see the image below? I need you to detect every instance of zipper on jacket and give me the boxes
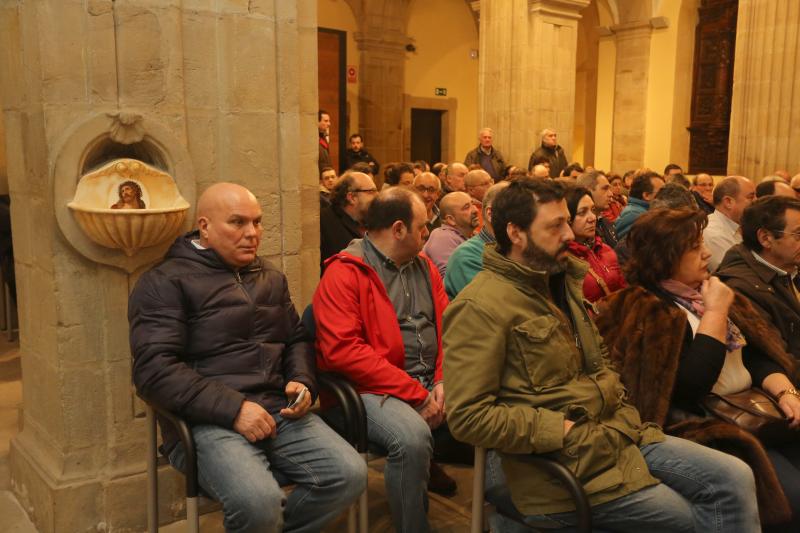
[234,270,242,283]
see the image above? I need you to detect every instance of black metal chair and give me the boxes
[471,446,592,533]
[143,371,363,533]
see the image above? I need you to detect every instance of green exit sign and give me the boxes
[435,88,447,96]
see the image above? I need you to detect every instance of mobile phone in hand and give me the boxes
[286,387,308,409]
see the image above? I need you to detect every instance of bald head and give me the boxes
[792,174,800,198]
[464,169,493,202]
[440,191,479,236]
[197,183,262,269]
[532,164,550,179]
[445,163,468,192]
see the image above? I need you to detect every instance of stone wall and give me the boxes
[0,0,319,531]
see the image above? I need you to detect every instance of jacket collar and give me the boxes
[628,197,650,209]
[567,236,602,257]
[481,245,587,298]
[166,231,261,272]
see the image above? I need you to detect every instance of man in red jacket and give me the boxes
[314,187,467,533]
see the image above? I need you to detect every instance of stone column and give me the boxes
[609,21,653,173]
[477,0,590,168]
[353,0,412,166]
[0,0,319,531]
[355,31,408,167]
[728,0,800,178]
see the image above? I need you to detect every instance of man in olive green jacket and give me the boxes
[443,180,760,532]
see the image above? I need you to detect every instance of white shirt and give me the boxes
[680,306,751,395]
[704,210,741,271]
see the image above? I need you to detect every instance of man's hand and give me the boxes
[417,393,444,429]
[234,400,277,442]
[280,380,312,419]
[432,383,446,417]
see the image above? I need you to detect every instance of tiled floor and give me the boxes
[0,338,478,531]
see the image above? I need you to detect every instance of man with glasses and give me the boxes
[717,196,800,360]
[691,173,715,214]
[320,171,378,272]
[414,172,442,234]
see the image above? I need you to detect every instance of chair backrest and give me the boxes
[301,304,316,341]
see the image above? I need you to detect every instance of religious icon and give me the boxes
[111,180,146,209]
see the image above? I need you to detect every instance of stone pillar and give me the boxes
[355,31,408,166]
[728,0,800,178]
[477,0,590,168]
[0,0,319,531]
[354,0,411,166]
[609,21,653,173]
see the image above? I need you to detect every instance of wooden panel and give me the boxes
[688,0,739,175]
[317,29,344,172]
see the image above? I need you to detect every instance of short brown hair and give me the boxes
[625,208,708,291]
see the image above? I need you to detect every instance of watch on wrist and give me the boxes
[776,387,800,401]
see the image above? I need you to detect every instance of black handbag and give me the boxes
[701,388,796,445]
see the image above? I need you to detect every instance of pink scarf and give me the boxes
[659,279,745,352]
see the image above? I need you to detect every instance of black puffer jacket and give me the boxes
[130,232,316,452]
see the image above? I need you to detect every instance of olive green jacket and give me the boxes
[442,246,664,515]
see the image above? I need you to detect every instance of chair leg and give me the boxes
[186,496,199,533]
[146,405,158,533]
[347,504,357,533]
[471,447,487,533]
[358,452,369,533]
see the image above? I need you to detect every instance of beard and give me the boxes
[522,239,569,274]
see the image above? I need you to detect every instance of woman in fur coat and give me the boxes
[596,208,800,530]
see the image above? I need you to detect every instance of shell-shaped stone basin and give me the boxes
[67,158,190,256]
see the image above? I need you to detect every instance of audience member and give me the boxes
[531,164,550,179]
[791,173,800,198]
[319,172,378,271]
[318,109,331,172]
[442,162,468,194]
[667,173,691,189]
[442,179,759,532]
[432,162,447,183]
[464,127,507,182]
[319,166,336,208]
[413,160,430,175]
[704,176,755,270]
[615,170,665,239]
[565,186,625,303]
[615,182,699,268]
[385,162,415,188]
[527,128,568,177]
[576,170,618,247]
[604,174,628,222]
[756,179,795,198]
[414,172,443,234]
[716,196,800,361]
[774,170,792,183]
[423,192,478,278]
[130,183,366,532]
[691,173,716,214]
[664,163,683,178]
[344,133,379,175]
[597,207,800,529]
[561,162,584,180]
[464,168,493,230]
[622,169,635,194]
[444,182,508,299]
[314,187,471,531]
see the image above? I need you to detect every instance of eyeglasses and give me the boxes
[775,230,800,241]
[415,186,439,194]
[350,189,378,194]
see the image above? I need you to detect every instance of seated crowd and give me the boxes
[129,123,800,532]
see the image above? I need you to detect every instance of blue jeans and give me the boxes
[168,413,366,533]
[361,393,434,533]
[489,436,760,532]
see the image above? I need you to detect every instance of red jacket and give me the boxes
[567,236,626,303]
[313,248,449,407]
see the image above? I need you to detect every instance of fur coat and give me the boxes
[596,286,797,525]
